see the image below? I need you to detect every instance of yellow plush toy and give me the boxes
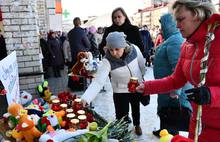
[11,128,24,141]
[16,114,42,142]
[159,129,173,142]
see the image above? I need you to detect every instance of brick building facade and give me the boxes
[0,0,48,93]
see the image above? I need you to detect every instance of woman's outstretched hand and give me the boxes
[81,99,89,108]
[136,82,145,93]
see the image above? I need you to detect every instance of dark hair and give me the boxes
[73,17,81,26]
[111,7,131,25]
[48,31,55,39]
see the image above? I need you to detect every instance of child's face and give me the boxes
[109,48,125,59]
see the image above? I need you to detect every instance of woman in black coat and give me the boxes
[47,31,64,77]
[99,7,144,58]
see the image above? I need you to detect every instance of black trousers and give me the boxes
[158,107,192,132]
[113,92,140,126]
[52,65,61,77]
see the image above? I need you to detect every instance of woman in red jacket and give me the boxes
[137,0,220,141]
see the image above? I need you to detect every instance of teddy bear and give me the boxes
[71,52,98,79]
[16,114,42,142]
[71,51,89,75]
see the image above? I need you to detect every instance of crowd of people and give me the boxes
[38,19,161,78]
[17,0,220,141]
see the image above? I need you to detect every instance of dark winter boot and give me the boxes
[135,125,142,136]
[152,129,161,137]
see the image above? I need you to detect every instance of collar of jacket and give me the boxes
[187,14,220,43]
[105,44,137,70]
[112,22,130,31]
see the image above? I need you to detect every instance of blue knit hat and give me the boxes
[106,32,127,48]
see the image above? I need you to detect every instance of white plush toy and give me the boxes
[20,91,32,107]
[84,52,98,75]
[39,129,88,142]
[29,114,40,125]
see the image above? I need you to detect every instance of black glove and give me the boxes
[185,86,211,105]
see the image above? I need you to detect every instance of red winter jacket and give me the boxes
[144,14,220,142]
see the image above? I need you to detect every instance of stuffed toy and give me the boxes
[44,110,66,128]
[29,114,40,126]
[84,52,98,76]
[20,91,32,107]
[37,116,51,132]
[159,129,193,142]
[54,110,66,127]
[39,129,88,142]
[47,114,60,130]
[38,109,65,132]
[37,81,53,102]
[31,98,50,111]
[71,52,89,75]
[26,104,44,117]
[159,129,173,142]
[71,51,98,79]
[16,114,42,142]
[5,103,23,129]
[38,116,59,133]
[11,127,24,141]
[7,103,23,117]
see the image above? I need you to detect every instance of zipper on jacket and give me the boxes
[190,42,198,86]
[124,60,133,77]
